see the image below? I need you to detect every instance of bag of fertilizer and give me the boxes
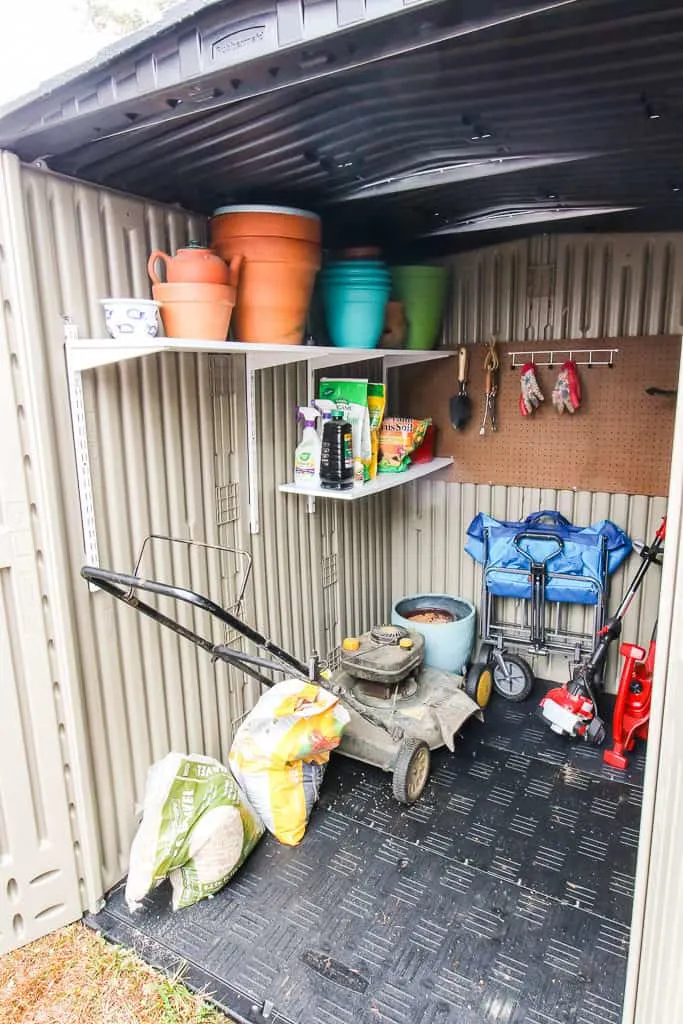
[125,752,264,912]
[229,679,350,846]
[318,378,371,486]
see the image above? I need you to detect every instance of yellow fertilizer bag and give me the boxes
[229,680,350,846]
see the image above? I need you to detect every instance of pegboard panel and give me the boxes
[401,336,680,496]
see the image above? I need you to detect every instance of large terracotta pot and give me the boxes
[152,281,237,341]
[212,214,322,345]
[231,259,319,345]
[212,204,321,245]
[215,234,321,265]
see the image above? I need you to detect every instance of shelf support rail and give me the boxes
[64,319,100,579]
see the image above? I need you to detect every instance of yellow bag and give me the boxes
[229,680,350,846]
[364,383,386,481]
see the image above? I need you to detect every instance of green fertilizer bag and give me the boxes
[125,753,264,911]
[318,377,371,485]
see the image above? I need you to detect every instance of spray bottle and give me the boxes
[313,399,336,439]
[294,406,321,488]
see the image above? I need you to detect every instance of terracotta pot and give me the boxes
[212,204,321,245]
[336,246,382,260]
[152,282,237,303]
[213,234,320,267]
[231,260,318,344]
[213,232,322,346]
[148,243,241,287]
[380,300,407,348]
[152,282,236,340]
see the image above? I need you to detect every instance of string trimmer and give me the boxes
[538,517,666,743]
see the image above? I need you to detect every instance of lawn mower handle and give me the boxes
[82,565,404,743]
[81,565,312,683]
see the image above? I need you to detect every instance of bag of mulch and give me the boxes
[125,752,264,912]
[229,679,350,846]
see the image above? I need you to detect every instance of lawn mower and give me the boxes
[82,535,489,806]
[538,517,665,744]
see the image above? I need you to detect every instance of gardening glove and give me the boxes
[519,362,544,416]
[552,360,582,414]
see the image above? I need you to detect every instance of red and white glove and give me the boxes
[552,360,582,414]
[519,362,544,416]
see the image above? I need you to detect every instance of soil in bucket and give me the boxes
[403,608,455,624]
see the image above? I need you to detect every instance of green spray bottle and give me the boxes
[294,406,321,488]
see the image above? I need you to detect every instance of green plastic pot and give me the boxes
[390,265,449,350]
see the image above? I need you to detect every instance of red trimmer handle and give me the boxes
[656,516,667,542]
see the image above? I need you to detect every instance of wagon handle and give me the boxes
[513,530,564,567]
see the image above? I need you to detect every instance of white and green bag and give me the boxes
[125,752,264,911]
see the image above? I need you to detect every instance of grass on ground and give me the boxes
[0,922,231,1024]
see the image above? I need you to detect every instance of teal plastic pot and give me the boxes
[321,274,391,288]
[391,594,476,674]
[390,265,449,350]
[321,268,390,282]
[324,260,387,270]
[322,282,390,348]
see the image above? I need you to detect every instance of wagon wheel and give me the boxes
[492,653,535,702]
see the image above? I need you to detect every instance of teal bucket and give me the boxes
[390,265,449,350]
[391,594,476,673]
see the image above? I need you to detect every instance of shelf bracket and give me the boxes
[64,321,100,582]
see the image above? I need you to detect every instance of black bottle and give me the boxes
[320,410,354,490]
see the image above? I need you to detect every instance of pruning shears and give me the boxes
[480,340,499,434]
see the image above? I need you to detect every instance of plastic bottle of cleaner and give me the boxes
[320,409,354,490]
[294,407,321,488]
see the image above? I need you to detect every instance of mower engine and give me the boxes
[340,624,425,697]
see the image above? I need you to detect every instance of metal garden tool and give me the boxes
[449,346,472,429]
[479,340,499,434]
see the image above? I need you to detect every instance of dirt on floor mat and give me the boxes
[88,690,643,1024]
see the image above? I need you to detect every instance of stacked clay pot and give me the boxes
[148,243,241,340]
[211,205,322,345]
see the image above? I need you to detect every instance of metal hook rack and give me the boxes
[510,347,618,369]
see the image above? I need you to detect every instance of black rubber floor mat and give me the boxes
[87,688,643,1024]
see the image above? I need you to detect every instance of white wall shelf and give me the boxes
[279,457,453,501]
[65,335,453,543]
[67,338,453,374]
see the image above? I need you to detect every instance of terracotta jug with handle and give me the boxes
[148,241,241,287]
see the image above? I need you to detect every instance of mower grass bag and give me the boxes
[229,679,350,846]
[125,752,264,912]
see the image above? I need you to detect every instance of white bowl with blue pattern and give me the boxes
[101,298,161,339]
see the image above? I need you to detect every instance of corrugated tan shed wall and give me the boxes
[259,363,393,671]
[252,364,326,672]
[448,233,683,344]
[15,162,251,893]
